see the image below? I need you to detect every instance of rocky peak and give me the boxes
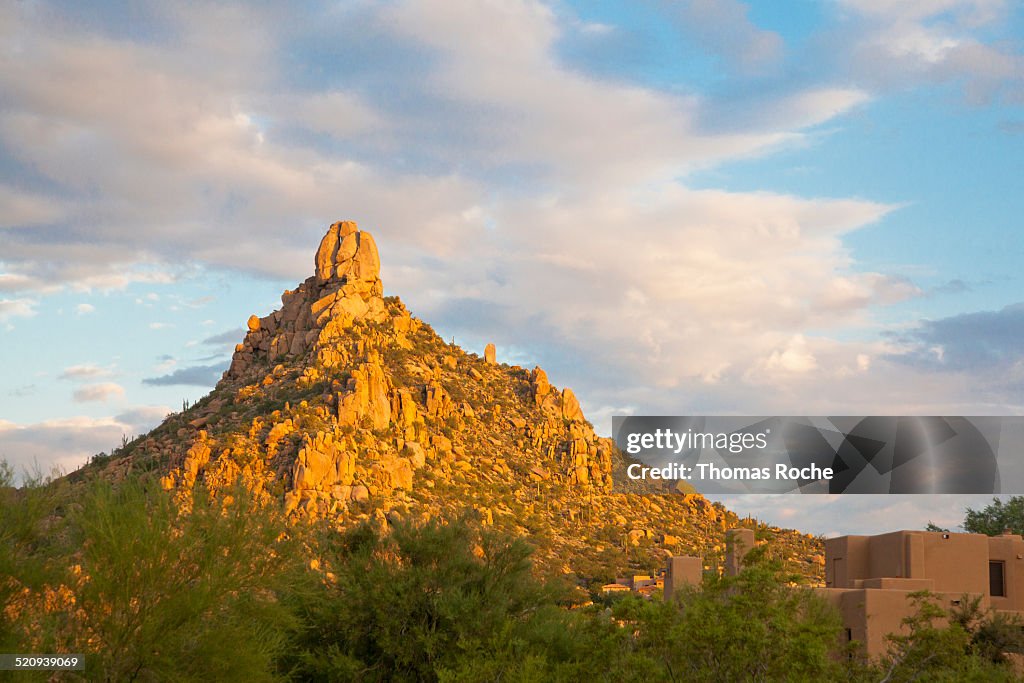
[107,219,823,586]
[226,221,388,380]
[163,218,616,513]
[315,220,381,285]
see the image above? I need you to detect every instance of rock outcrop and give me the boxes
[315,220,381,284]
[226,221,387,380]
[106,219,823,585]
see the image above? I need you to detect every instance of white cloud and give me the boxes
[75,302,95,315]
[59,363,113,381]
[114,406,172,434]
[72,382,125,403]
[0,407,170,480]
[378,0,863,186]
[397,183,902,407]
[708,493,1003,537]
[0,0,875,300]
[0,184,66,228]
[0,297,36,322]
[837,0,1024,103]
[285,91,382,139]
[668,0,785,73]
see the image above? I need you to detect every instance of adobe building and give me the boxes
[821,529,1024,658]
[663,555,702,601]
[664,527,1024,660]
[664,528,753,601]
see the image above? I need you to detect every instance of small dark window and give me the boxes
[990,561,1006,597]
[845,628,853,643]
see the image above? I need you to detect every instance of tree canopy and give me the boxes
[964,496,1024,536]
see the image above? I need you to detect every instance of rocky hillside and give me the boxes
[81,221,823,586]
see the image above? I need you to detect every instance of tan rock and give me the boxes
[311,291,338,317]
[431,433,453,454]
[247,315,261,332]
[561,388,584,421]
[392,315,412,333]
[293,431,355,490]
[182,433,212,484]
[627,529,647,546]
[393,389,418,428]
[529,465,550,481]
[284,491,300,516]
[385,456,414,490]
[337,362,392,430]
[484,343,496,364]
[314,220,381,285]
[404,441,426,469]
[424,381,451,418]
[315,223,343,283]
[531,367,551,406]
[352,231,380,282]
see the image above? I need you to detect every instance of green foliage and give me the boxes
[625,546,848,682]
[950,594,1024,664]
[286,518,569,682]
[0,473,305,682]
[880,591,1018,682]
[964,496,1024,536]
[6,461,1024,682]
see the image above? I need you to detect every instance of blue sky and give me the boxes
[2,0,1024,536]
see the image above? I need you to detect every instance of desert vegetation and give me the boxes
[2,464,1022,682]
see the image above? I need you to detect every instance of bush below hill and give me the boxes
[1,463,1020,682]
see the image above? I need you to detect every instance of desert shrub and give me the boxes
[287,518,571,681]
[0,473,305,682]
[620,546,849,682]
[879,591,1018,682]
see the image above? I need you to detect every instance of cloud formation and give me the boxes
[667,0,785,74]
[142,362,227,387]
[0,408,170,480]
[0,298,36,322]
[59,364,113,381]
[0,0,912,418]
[837,0,1024,103]
[72,382,125,403]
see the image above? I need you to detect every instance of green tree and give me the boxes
[288,518,566,681]
[0,473,304,682]
[949,594,1024,665]
[963,496,1024,536]
[621,546,853,682]
[879,591,1018,682]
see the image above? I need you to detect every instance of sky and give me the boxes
[2,0,1023,536]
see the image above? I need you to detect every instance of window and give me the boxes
[990,561,1006,597]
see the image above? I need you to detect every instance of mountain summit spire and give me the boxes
[226,220,387,379]
[314,220,381,285]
